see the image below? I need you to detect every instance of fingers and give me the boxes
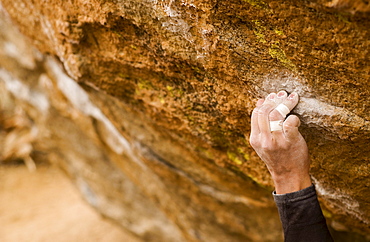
[274,90,288,106]
[250,99,263,139]
[257,93,278,139]
[250,91,301,146]
[269,91,299,121]
[250,98,266,142]
[268,92,299,140]
[283,115,301,141]
[256,99,265,107]
[250,95,276,146]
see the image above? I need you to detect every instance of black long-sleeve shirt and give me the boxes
[273,184,334,242]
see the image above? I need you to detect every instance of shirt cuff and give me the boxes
[273,184,316,203]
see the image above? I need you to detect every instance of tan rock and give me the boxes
[0,0,369,240]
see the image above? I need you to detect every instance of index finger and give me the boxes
[250,99,265,138]
[258,94,278,139]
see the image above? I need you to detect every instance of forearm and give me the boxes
[273,184,333,242]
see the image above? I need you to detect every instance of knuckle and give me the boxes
[257,108,265,116]
[249,137,259,148]
[257,106,269,116]
[283,122,295,129]
[280,143,290,151]
[261,142,273,151]
[252,107,260,115]
[269,110,283,120]
[273,140,288,150]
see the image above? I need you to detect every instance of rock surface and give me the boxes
[0,0,369,241]
[0,165,139,242]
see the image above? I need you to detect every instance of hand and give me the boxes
[249,91,312,194]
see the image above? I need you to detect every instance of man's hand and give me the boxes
[249,91,312,194]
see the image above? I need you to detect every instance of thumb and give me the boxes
[283,115,301,141]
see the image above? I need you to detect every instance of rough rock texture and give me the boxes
[0,0,369,241]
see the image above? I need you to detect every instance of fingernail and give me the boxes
[277,91,286,98]
[268,93,276,100]
[288,93,296,99]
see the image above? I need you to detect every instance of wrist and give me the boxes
[273,173,312,195]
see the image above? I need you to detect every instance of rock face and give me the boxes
[0,0,369,241]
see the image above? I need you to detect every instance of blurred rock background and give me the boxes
[0,165,140,242]
[0,10,139,241]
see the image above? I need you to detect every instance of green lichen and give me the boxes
[229,165,269,190]
[336,13,351,24]
[237,147,250,161]
[246,173,270,189]
[196,147,214,160]
[227,151,243,165]
[322,209,333,218]
[252,20,267,43]
[269,42,296,71]
[112,30,124,39]
[137,79,153,90]
[160,96,165,104]
[252,21,285,43]
[192,66,202,73]
[166,85,184,97]
[118,73,129,79]
[186,115,194,121]
[243,0,269,10]
[254,32,267,43]
[135,79,155,95]
[250,21,295,71]
[274,29,284,36]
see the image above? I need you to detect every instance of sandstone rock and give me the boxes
[0,0,369,240]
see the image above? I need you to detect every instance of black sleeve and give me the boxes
[273,184,334,242]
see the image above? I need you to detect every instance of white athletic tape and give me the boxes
[270,120,283,132]
[275,104,290,118]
